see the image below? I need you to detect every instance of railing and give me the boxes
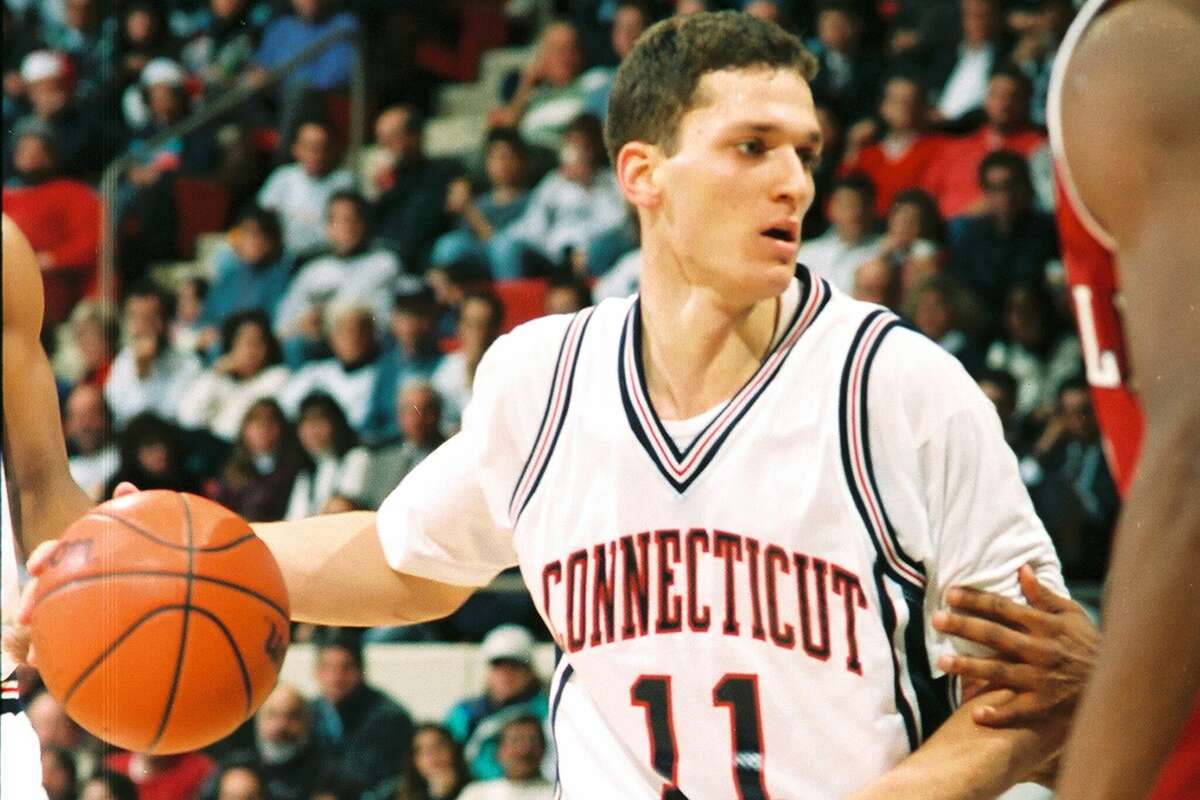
[98,25,367,308]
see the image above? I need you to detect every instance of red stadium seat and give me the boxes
[493,278,548,332]
[174,177,230,260]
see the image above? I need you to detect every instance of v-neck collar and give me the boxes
[617,270,832,493]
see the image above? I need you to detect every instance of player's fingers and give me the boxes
[973,694,1045,727]
[24,539,64,575]
[944,586,1041,630]
[1018,564,1074,614]
[937,654,1041,689]
[932,610,1057,665]
[112,481,140,498]
[17,579,40,625]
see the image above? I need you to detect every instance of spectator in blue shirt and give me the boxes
[201,207,293,333]
[250,0,358,92]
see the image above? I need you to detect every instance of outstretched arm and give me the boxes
[1056,3,1200,797]
[1,215,92,555]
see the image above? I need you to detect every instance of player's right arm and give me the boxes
[1054,4,1200,798]
[1,215,93,555]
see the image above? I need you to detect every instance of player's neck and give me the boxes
[637,269,779,421]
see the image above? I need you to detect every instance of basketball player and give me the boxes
[2,215,94,798]
[15,13,1079,798]
[1046,1,1200,797]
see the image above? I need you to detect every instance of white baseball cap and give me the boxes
[140,58,186,88]
[21,51,66,84]
[480,624,534,666]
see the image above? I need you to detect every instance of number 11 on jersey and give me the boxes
[631,674,770,800]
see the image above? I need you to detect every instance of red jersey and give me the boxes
[1050,0,1200,795]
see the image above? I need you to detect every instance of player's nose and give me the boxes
[771,147,812,210]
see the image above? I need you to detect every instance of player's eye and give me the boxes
[737,139,766,157]
[796,148,820,169]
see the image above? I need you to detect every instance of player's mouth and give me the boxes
[761,220,799,257]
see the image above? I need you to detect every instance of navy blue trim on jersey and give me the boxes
[549,656,574,799]
[618,272,831,494]
[509,309,595,526]
[1,696,21,715]
[839,312,950,746]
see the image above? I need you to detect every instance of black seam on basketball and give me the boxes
[147,495,195,751]
[35,571,289,620]
[62,605,187,707]
[89,510,257,552]
[187,607,253,715]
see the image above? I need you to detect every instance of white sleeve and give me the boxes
[376,316,571,586]
[869,329,1065,669]
[257,169,283,209]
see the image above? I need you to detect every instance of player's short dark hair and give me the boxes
[978,149,1033,192]
[604,11,818,162]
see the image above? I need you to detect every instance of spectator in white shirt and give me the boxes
[487,114,627,279]
[274,190,405,366]
[457,716,554,800]
[934,0,1005,122]
[284,391,370,520]
[257,118,354,255]
[103,283,203,429]
[279,301,383,433]
[796,174,882,294]
[432,291,504,434]
[63,383,118,501]
[176,310,292,442]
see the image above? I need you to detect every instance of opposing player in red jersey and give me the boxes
[1048,0,1200,797]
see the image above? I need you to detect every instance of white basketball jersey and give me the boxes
[378,270,1065,798]
[2,460,22,680]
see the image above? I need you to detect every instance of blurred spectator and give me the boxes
[850,257,898,308]
[105,751,217,800]
[1007,0,1073,126]
[838,75,944,217]
[244,684,325,800]
[489,114,625,279]
[976,367,1028,456]
[181,0,274,92]
[119,58,220,275]
[201,207,292,327]
[65,384,119,501]
[1024,379,1118,581]
[545,275,593,315]
[490,21,599,149]
[903,274,986,375]
[257,118,354,254]
[214,399,305,522]
[456,716,553,800]
[42,747,78,800]
[985,282,1082,422]
[172,276,212,355]
[3,121,102,324]
[432,292,504,431]
[309,776,360,800]
[581,1,652,120]
[12,50,109,180]
[430,130,532,274]
[805,1,885,126]
[80,770,139,800]
[117,3,180,95]
[371,105,460,272]
[250,0,358,92]
[284,392,369,520]
[209,759,270,800]
[872,188,947,283]
[27,689,86,752]
[104,412,201,497]
[40,0,117,101]
[368,723,469,800]
[446,625,549,782]
[796,174,881,294]
[593,247,642,301]
[804,102,846,240]
[179,311,291,442]
[279,303,383,431]
[311,635,415,792]
[361,379,445,510]
[949,149,1058,312]
[274,191,401,362]
[104,284,204,429]
[924,65,1046,218]
[930,0,1008,122]
[53,300,118,391]
[743,0,786,25]
[363,288,444,444]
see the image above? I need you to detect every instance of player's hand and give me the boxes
[8,537,75,668]
[932,564,1100,727]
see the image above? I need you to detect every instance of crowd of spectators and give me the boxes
[5,0,1119,797]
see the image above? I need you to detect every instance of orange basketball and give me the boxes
[28,491,290,754]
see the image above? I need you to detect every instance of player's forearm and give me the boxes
[849,691,1056,800]
[251,511,474,627]
[1057,419,1200,800]
[15,474,92,553]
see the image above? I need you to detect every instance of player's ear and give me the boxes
[615,141,661,209]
